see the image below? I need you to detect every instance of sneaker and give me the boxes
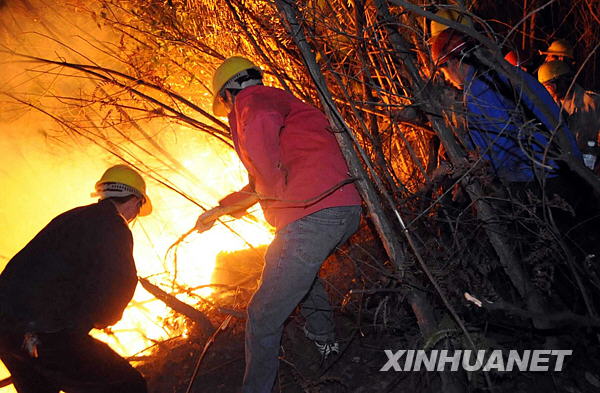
[314,341,339,358]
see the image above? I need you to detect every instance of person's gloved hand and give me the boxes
[194,207,224,233]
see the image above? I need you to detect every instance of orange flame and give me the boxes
[0,121,273,388]
[90,141,274,357]
[0,1,276,387]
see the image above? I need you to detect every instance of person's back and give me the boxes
[0,200,136,334]
[538,60,600,153]
[228,84,361,229]
[561,84,600,150]
[0,164,151,393]
[464,63,579,182]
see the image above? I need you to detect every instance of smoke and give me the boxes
[0,0,238,262]
[0,0,272,363]
[0,0,109,259]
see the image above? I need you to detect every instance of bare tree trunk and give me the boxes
[274,0,405,268]
[522,0,528,51]
[373,0,554,332]
[273,2,468,392]
[528,0,538,52]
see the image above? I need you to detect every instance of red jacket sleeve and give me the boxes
[237,108,288,199]
[218,182,256,218]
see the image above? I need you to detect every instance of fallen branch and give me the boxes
[0,377,11,388]
[138,277,215,335]
[464,292,600,328]
[217,307,246,319]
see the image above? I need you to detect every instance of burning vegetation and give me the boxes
[1,0,600,392]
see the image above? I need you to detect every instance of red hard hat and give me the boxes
[504,50,519,66]
[431,28,468,65]
[504,49,528,67]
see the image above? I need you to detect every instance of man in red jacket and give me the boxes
[0,165,151,393]
[195,56,362,393]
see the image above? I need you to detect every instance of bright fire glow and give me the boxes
[0,115,274,387]
[90,139,275,357]
[0,1,276,389]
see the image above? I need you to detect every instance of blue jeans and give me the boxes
[242,206,361,393]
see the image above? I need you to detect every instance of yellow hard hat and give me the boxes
[95,165,152,216]
[537,61,571,84]
[540,39,574,59]
[212,56,261,117]
[430,9,473,38]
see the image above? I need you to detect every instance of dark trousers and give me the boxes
[506,172,600,310]
[0,330,146,393]
[510,171,600,255]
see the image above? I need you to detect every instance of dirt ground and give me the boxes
[136,308,600,393]
[135,241,600,393]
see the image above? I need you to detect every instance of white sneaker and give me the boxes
[314,341,339,358]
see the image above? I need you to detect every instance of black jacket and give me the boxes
[0,200,138,334]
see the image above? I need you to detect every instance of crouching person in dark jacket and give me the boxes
[0,165,152,393]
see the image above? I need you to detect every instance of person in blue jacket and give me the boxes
[429,29,600,299]
[431,28,581,184]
